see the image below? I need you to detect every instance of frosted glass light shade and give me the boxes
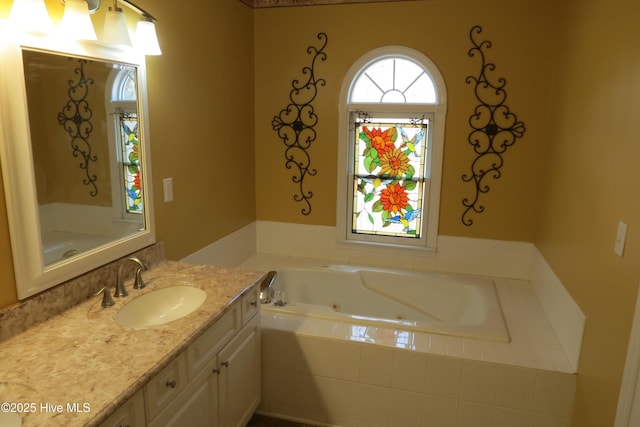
[60,0,97,40]
[9,0,53,34]
[135,20,162,56]
[101,8,132,46]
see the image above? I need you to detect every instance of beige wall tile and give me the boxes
[495,365,536,411]
[267,330,305,372]
[358,384,391,424]
[389,389,423,427]
[460,360,499,405]
[360,344,394,387]
[392,348,428,393]
[493,407,534,427]
[457,401,494,427]
[295,372,326,413]
[328,339,361,381]
[532,413,571,427]
[422,395,458,427]
[323,378,360,419]
[297,335,330,376]
[532,371,576,417]
[425,355,462,399]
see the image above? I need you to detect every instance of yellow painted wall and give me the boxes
[140,0,256,260]
[536,0,640,425]
[0,0,255,304]
[254,1,555,241]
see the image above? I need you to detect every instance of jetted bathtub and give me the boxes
[261,264,510,343]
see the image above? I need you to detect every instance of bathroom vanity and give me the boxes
[0,261,263,427]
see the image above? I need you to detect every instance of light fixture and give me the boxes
[134,17,161,55]
[9,0,54,34]
[101,0,132,46]
[121,0,162,56]
[59,0,98,40]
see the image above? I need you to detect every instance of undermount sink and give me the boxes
[115,286,207,328]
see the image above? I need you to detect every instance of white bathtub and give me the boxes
[261,264,510,343]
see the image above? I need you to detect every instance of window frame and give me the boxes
[106,67,143,222]
[336,46,447,250]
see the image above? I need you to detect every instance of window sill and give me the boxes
[336,238,437,255]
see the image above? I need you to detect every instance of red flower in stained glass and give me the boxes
[133,171,141,192]
[364,126,396,155]
[380,183,409,214]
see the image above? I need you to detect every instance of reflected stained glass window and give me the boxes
[118,113,142,214]
[352,117,428,238]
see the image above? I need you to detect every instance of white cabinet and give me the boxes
[218,318,260,427]
[147,354,217,427]
[102,284,260,427]
[99,389,146,427]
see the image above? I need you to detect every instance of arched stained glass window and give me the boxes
[108,67,142,218]
[337,47,446,250]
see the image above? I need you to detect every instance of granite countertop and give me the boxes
[0,260,264,427]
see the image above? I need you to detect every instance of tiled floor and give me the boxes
[246,413,315,427]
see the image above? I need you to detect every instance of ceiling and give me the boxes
[240,0,418,7]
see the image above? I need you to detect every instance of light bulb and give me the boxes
[60,0,97,41]
[9,0,53,34]
[135,20,162,56]
[101,7,132,46]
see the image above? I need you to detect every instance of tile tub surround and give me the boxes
[241,255,574,374]
[255,268,576,425]
[259,328,576,427]
[0,261,264,426]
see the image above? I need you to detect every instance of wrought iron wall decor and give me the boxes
[272,32,328,215]
[57,58,98,197]
[462,25,526,226]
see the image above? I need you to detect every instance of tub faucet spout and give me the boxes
[259,271,278,304]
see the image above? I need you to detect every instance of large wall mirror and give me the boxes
[0,36,155,299]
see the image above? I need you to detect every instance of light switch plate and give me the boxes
[615,221,627,257]
[163,177,174,203]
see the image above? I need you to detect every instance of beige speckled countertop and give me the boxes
[0,260,264,427]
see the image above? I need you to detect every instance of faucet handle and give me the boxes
[133,268,146,290]
[95,287,115,308]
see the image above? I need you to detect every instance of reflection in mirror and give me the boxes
[22,49,146,266]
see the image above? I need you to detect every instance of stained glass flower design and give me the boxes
[120,115,143,214]
[352,119,427,237]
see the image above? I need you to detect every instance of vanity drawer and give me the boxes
[241,285,260,325]
[144,353,187,422]
[186,304,240,380]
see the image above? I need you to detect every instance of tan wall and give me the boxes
[536,0,640,425]
[254,1,555,241]
[141,0,256,261]
[0,0,256,304]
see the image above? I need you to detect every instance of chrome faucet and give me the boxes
[259,271,278,304]
[115,256,149,297]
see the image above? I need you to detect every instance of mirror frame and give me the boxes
[0,30,155,300]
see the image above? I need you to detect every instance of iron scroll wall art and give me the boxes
[461,25,526,226]
[58,58,98,197]
[272,32,328,216]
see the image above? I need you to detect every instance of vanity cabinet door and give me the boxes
[147,361,218,427]
[217,316,261,427]
[144,353,188,422]
[98,389,145,427]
